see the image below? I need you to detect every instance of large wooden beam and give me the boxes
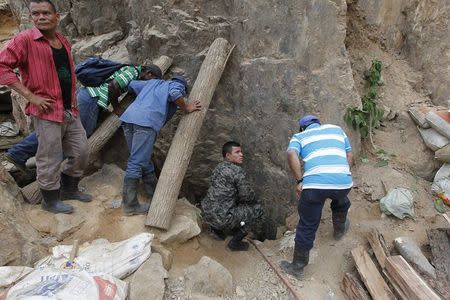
[20,56,173,204]
[385,256,440,300]
[351,246,395,300]
[146,38,233,229]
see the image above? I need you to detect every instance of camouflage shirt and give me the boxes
[201,160,260,229]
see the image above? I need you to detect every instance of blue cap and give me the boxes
[298,115,320,131]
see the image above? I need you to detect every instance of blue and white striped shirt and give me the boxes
[287,123,353,190]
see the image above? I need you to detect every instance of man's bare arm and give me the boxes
[9,81,54,112]
[287,150,302,181]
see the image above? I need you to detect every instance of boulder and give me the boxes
[129,253,168,300]
[158,215,201,245]
[0,165,44,266]
[184,256,233,298]
[72,30,124,60]
[151,242,173,270]
[26,209,85,241]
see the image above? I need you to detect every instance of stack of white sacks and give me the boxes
[409,105,450,204]
[0,233,153,300]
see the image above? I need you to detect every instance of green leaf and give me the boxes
[375,160,389,167]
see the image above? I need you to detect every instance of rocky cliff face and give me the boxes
[7,0,449,222]
[351,0,450,106]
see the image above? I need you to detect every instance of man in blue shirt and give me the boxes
[119,75,201,215]
[280,115,353,279]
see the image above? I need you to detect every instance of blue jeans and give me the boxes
[295,188,351,250]
[7,88,100,165]
[122,123,157,179]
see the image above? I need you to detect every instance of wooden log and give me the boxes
[341,273,371,300]
[10,90,32,135]
[385,256,440,300]
[351,246,395,300]
[20,56,173,204]
[87,55,173,163]
[145,38,233,229]
[367,229,388,269]
[427,229,450,284]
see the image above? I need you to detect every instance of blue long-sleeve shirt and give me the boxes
[120,79,185,132]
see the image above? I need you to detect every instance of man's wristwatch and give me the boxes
[296,178,303,184]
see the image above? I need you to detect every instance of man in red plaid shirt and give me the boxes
[0,0,91,214]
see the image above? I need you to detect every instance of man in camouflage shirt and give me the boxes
[202,141,275,251]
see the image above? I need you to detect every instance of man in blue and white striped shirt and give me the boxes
[280,115,353,279]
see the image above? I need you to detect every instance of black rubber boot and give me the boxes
[60,173,92,202]
[41,189,73,214]
[280,245,310,279]
[122,177,150,216]
[227,229,249,251]
[332,211,350,240]
[142,172,157,197]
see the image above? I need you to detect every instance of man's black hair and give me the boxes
[29,0,57,13]
[141,64,162,79]
[222,141,241,158]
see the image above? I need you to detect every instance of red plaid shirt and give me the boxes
[0,27,78,122]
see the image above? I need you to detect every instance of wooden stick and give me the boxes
[367,229,388,268]
[248,239,302,300]
[69,239,79,263]
[145,38,233,229]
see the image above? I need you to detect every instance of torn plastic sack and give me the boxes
[380,188,415,219]
[0,268,127,300]
[418,127,449,151]
[35,233,153,279]
[432,178,450,206]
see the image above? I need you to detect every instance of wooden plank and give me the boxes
[351,246,395,300]
[145,38,233,229]
[367,229,388,268]
[385,256,440,300]
[383,269,409,300]
[341,273,371,300]
[427,229,450,284]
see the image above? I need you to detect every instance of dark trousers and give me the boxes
[295,188,351,250]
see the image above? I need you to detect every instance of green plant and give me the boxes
[344,60,384,148]
[375,149,395,167]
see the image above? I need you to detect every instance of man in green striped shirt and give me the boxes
[78,64,162,136]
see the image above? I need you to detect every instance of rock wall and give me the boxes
[0,165,45,266]
[351,0,450,106]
